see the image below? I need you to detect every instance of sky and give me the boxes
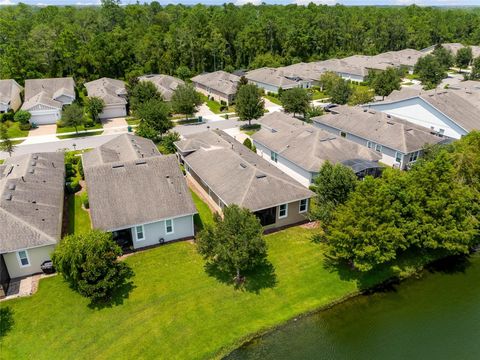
[1,0,480,7]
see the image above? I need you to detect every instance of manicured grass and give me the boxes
[56,122,103,134]
[57,131,103,139]
[67,194,91,235]
[263,94,282,105]
[200,94,235,114]
[309,90,328,100]
[0,223,426,360]
[190,189,215,230]
[126,118,140,126]
[3,121,29,138]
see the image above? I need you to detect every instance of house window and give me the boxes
[271,151,278,163]
[17,250,30,267]
[340,131,346,138]
[279,204,288,219]
[165,219,174,234]
[409,151,420,163]
[375,144,382,152]
[135,225,145,241]
[299,199,308,213]
[395,152,403,163]
[367,141,373,149]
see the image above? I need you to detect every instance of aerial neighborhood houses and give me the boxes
[252,111,382,186]
[84,77,128,119]
[191,70,240,105]
[138,74,185,101]
[175,130,314,229]
[22,77,75,124]
[422,43,480,62]
[245,67,312,93]
[0,79,23,113]
[0,152,65,295]
[83,134,197,250]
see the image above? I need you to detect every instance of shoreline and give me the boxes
[215,258,432,359]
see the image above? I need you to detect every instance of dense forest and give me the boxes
[1,2,480,85]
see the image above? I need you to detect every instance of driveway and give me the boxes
[101,117,129,135]
[22,124,58,145]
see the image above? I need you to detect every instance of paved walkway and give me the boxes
[222,127,249,144]
[0,274,49,302]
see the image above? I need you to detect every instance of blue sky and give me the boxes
[1,0,480,7]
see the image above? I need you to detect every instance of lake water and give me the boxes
[226,252,480,360]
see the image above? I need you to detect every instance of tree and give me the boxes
[329,78,352,105]
[13,110,31,125]
[432,45,454,69]
[197,205,267,283]
[469,57,480,80]
[456,47,473,71]
[237,75,249,90]
[319,71,341,93]
[158,131,181,154]
[85,97,105,122]
[371,67,401,100]
[61,103,85,133]
[52,230,131,302]
[349,86,374,105]
[171,84,202,121]
[129,81,162,112]
[311,161,357,224]
[135,98,171,140]
[235,83,265,126]
[242,137,256,153]
[0,125,15,157]
[280,87,311,118]
[176,66,191,81]
[414,55,446,89]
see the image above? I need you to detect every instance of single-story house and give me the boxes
[0,79,23,113]
[369,49,424,73]
[83,134,197,250]
[191,71,240,105]
[313,106,448,170]
[84,77,127,119]
[0,152,65,291]
[245,67,311,94]
[21,77,75,124]
[422,43,480,61]
[365,89,480,139]
[137,74,185,101]
[175,130,314,230]
[252,112,382,186]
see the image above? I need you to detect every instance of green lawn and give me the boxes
[126,118,140,126]
[57,131,103,140]
[310,89,328,100]
[190,189,215,230]
[67,194,91,234]
[56,122,103,134]
[263,94,282,105]
[3,121,29,138]
[200,94,235,114]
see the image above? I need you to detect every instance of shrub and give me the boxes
[65,152,79,165]
[77,159,84,180]
[19,123,32,131]
[66,179,81,194]
[2,111,14,122]
[81,192,89,209]
[56,120,64,128]
[243,138,253,150]
[83,118,95,128]
[220,100,226,105]
[14,110,31,125]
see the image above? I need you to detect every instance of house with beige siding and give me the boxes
[138,74,185,101]
[83,134,197,250]
[0,79,23,113]
[191,71,240,105]
[245,67,311,94]
[84,77,127,119]
[175,130,314,230]
[0,152,65,293]
[252,112,382,186]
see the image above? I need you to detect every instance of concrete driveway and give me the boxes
[22,125,58,145]
[101,117,129,135]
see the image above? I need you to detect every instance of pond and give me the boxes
[226,252,480,360]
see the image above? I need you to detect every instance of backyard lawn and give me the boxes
[66,194,91,234]
[190,190,215,230]
[263,94,282,105]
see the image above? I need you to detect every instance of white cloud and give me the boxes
[293,0,337,5]
[75,0,101,4]
[0,0,16,5]
[36,2,49,6]
[235,0,262,5]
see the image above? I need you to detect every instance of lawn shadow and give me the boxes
[88,266,136,310]
[425,254,471,275]
[205,260,277,294]
[193,213,204,232]
[0,306,14,338]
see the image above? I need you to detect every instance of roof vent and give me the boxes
[31,161,37,166]
[33,155,38,160]
[8,184,15,191]
[135,160,147,165]
[240,163,247,169]
[387,121,395,125]
[28,168,35,174]
[4,194,12,201]
[386,114,391,118]
[112,164,124,169]
[256,173,267,179]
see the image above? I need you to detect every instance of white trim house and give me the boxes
[0,79,23,113]
[84,77,127,119]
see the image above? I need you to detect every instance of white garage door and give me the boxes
[30,111,59,125]
[100,106,126,119]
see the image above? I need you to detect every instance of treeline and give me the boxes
[1,2,480,84]
[316,133,480,272]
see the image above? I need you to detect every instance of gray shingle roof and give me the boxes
[191,71,240,96]
[370,49,424,68]
[84,77,127,106]
[0,79,22,106]
[253,112,381,172]
[22,77,75,111]
[175,130,314,212]
[246,67,304,88]
[0,152,65,253]
[381,89,480,132]
[137,74,185,101]
[83,134,196,231]
[313,105,446,153]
